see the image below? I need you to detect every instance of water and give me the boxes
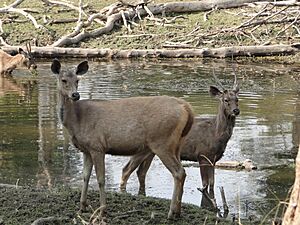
[0,59,298,220]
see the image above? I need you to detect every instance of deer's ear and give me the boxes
[76,61,89,75]
[51,59,61,74]
[209,86,222,98]
[18,48,25,54]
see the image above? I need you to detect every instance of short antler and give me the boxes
[212,68,225,91]
[26,42,32,53]
[231,64,239,93]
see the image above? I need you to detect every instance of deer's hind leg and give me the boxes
[150,140,186,219]
[137,153,155,195]
[120,150,153,193]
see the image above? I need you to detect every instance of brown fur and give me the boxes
[51,59,194,219]
[0,45,36,74]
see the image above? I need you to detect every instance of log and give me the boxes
[183,159,257,170]
[282,146,300,225]
[1,43,300,59]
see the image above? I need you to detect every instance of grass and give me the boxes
[0,185,258,225]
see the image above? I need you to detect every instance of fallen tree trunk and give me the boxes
[1,43,300,58]
[283,146,300,225]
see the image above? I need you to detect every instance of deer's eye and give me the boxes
[76,80,79,84]
[224,99,229,103]
[62,79,67,84]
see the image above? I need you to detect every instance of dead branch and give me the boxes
[0,0,44,29]
[0,0,25,12]
[31,216,67,225]
[50,0,281,47]
[44,18,78,25]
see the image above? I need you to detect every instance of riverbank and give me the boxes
[2,0,300,61]
[0,185,261,225]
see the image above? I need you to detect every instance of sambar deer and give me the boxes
[120,73,240,208]
[51,59,194,219]
[0,43,37,74]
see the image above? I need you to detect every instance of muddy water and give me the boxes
[0,59,299,220]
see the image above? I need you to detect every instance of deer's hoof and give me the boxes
[167,210,181,220]
[79,202,89,213]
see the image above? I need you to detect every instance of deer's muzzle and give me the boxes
[233,109,240,116]
[71,92,80,101]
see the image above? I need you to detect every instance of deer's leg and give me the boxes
[120,151,153,192]
[137,153,155,195]
[80,152,93,212]
[199,159,209,190]
[91,151,106,214]
[207,166,215,198]
[199,159,217,209]
[154,148,186,219]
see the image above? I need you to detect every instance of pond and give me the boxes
[0,59,298,221]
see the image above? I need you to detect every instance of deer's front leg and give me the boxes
[80,152,93,212]
[91,151,106,215]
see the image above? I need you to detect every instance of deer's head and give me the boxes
[209,73,240,118]
[51,59,89,101]
[19,43,37,70]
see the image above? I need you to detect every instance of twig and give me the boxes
[197,186,218,209]
[116,33,157,38]
[203,7,216,22]
[112,210,143,220]
[0,0,25,12]
[121,10,131,33]
[31,217,67,225]
[293,24,300,35]
[0,3,44,29]
[275,11,300,37]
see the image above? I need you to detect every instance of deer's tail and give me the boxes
[181,103,194,137]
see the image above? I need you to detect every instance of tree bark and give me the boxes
[1,43,300,59]
[283,146,300,225]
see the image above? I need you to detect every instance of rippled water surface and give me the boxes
[1,59,299,220]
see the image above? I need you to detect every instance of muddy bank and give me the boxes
[0,185,258,225]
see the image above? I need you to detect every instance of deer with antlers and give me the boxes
[120,70,240,209]
[0,43,37,75]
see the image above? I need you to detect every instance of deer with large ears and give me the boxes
[120,72,240,208]
[51,59,194,219]
[0,43,37,75]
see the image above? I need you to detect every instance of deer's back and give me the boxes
[68,96,193,155]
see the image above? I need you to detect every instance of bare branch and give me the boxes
[0,0,25,12]
[6,8,43,29]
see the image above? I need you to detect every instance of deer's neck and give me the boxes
[58,93,78,132]
[215,104,236,139]
[5,55,24,70]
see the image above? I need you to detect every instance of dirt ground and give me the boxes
[0,185,260,225]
